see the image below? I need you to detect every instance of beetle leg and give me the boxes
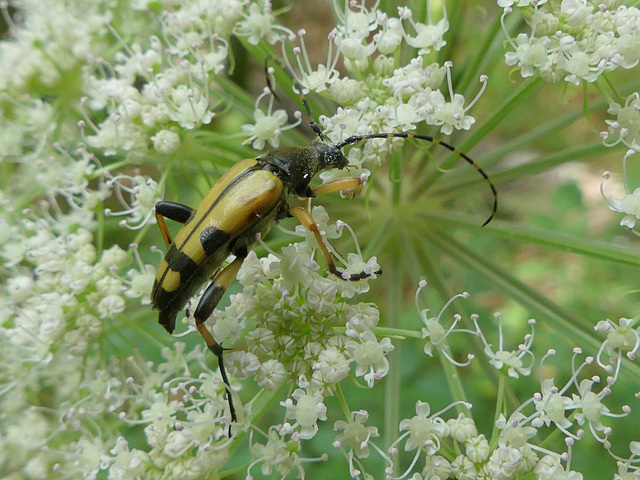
[155,201,194,248]
[289,206,378,281]
[194,252,246,435]
[311,177,363,197]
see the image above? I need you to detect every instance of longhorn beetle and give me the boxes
[150,61,498,436]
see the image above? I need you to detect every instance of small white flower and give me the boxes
[600,164,640,228]
[416,281,475,367]
[404,16,448,55]
[398,401,449,453]
[85,116,140,156]
[97,294,126,319]
[166,85,214,130]
[595,317,640,368]
[451,454,477,479]
[569,379,612,434]
[448,413,478,443]
[242,88,297,150]
[226,351,260,378]
[333,410,379,459]
[487,446,522,479]
[249,427,303,478]
[255,358,286,390]
[475,315,535,378]
[311,346,350,388]
[329,77,364,104]
[533,378,573,432]
[280,388,327,439]
[465,434,491,463]
[238,4,283,45]
[374,16,404,54]
[345,330,393,387]
[151,129,181,154]
[428,90,476,135]
[504,34,552,77]
[495,413,537,449]
[105,174,162,230]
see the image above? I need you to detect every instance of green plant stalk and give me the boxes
[456,9,506,98]
[489,373,506,446]
[421,211,640,268]
[435,142,608,198]
[384,247,402,451]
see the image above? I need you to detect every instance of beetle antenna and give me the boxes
[336,132,498,226]
[265,55,326,142]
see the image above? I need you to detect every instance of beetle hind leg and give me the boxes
[155,201,195,248]
[289,206,381,281]
[194,251,247,437]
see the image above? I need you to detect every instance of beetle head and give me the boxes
[313,142,348,170]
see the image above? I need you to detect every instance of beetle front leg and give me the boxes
[194,252,246,435]
[311,177,363,197]
[155,201,194,248]
[289,206,380,281]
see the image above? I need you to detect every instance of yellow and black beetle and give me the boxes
[151,79,498,434]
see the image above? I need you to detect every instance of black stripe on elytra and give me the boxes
[154,286,179,313]
[200,226,232,256]
[165,243,199,274]
[154,164,261,293]
[174,164,261,253]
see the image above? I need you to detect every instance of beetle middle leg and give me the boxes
[289,206,380,281]
[193,250,247,434]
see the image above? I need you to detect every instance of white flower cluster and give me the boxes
[340,283,637,480]
[203,205,387,438]
[79,4,237,158]
[600,153,640,229]
[241,0,487,185]
[0,0,289,164]
[599,91,640,229]
[500,0,640,85]
[0,163,163,477]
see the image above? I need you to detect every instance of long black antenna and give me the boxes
[336,132,498,226]
[266,56,498,226]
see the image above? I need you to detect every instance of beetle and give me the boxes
[150,76,498,435]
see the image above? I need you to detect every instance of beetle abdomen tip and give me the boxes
[158,309,178,334]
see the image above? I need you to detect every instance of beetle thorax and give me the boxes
[260,142,347,195]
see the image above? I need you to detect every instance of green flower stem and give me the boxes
[90,159,130,179]
[96,206,105,255]
[422,211,640,268]
[370,327,422,339]
[489,373,506,446]
[336,383,351,419]
[120,312,169,351]
[455,11,506,98]
[384,247,402,450]
[437,142,609,200]
[437,0,464,67]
